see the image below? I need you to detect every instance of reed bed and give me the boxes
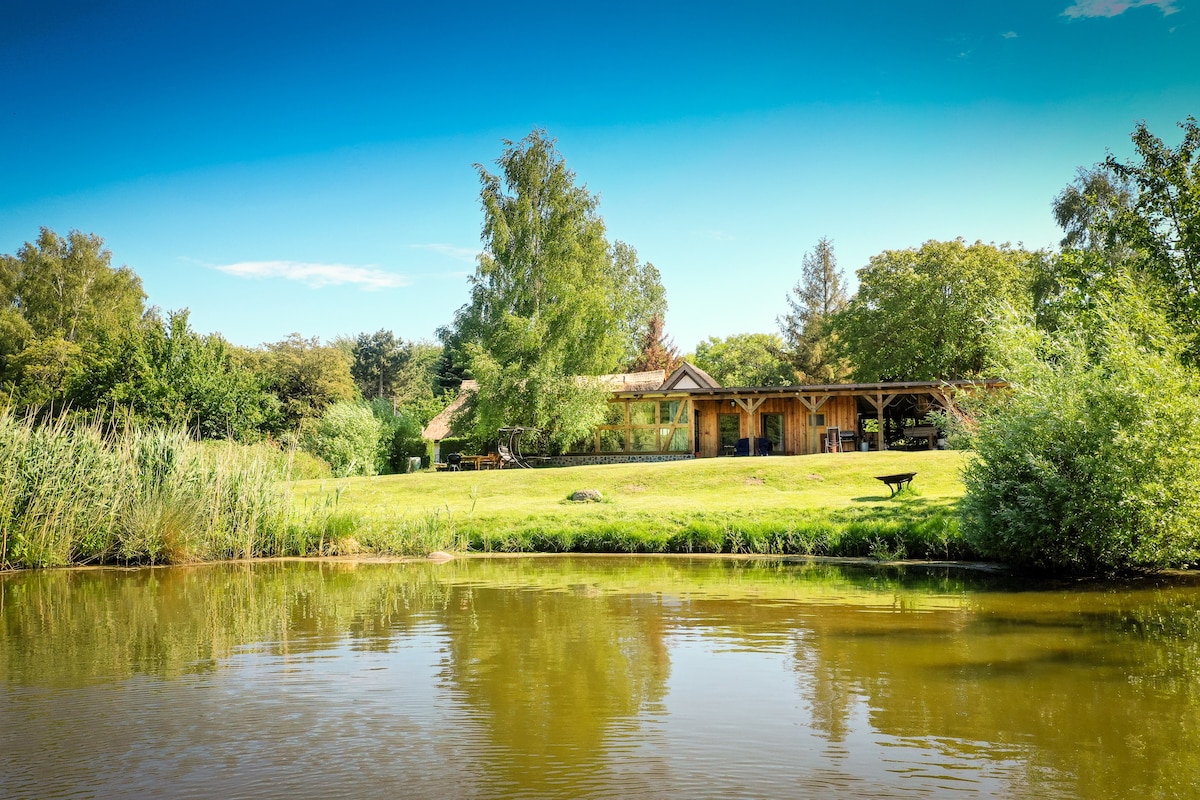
[0,411,303,569]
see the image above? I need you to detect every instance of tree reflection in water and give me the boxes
[2,558,1199,799]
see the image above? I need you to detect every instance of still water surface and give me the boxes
[2,556,1199,799]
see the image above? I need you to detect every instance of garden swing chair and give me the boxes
[496,426,548,469]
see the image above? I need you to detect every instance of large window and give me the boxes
[719,414,740,453]
[762,413,784,454]
[585,398,694,454]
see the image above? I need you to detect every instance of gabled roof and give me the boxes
[421,380,477,441]
[660,361,720,390]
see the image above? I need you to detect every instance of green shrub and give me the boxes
[368,399,425,473]
[961,310,1200,574]
[303,401,384,478]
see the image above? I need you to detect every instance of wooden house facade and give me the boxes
[424,363,1004,464]
[586,363,1003,460]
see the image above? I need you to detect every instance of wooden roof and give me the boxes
[660,362,720,390]
[612,377,1008,400]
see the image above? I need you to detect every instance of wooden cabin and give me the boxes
[425,363,1004,464]
[585,362,1003,460]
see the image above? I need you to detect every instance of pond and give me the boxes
[2,556,1198,799]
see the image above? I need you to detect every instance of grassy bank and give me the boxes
[0,407,976,570]
[292,450,977,560]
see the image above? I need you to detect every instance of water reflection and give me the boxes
[2,558,1199,799]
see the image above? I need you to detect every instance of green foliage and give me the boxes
[1051,166,1133,252]
[778,237,851,383]
[444,129,666,449]
[691,332,795,387]
[348,329,444,406]
[368,398,425,473]
[253,333,358,431]
[961,302,1200,574]
[76,310,273,440]
[303,400,384,478]
[0,228,145,408]
[833,239,1038,381]
[0,228,144,346]
[1099,117,1200,362]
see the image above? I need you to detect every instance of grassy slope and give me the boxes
[292,450,975,559]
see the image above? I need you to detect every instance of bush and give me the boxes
[303,401,384,478]
[961,309,1200,574]
[368,399,425,473]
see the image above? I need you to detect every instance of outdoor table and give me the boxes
[460,454,497,470]
[875,472,916,496]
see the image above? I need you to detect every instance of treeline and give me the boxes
[0,230,448,477]
[713,117,1198,575]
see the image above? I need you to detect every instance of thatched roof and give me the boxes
[421,380,477,442]
[420,371,669,441]
[593,370,667,392]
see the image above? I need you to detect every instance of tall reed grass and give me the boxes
[0,411,300,569]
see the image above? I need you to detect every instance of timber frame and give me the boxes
[422,363,1005,461]
[590,367,1005,458]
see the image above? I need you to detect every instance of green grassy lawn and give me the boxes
[291,450,977,560]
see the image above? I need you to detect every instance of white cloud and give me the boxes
[1062,0,1178,18]
[1001,30,1019,38]
[409,243,480,263]
[698,229,735,242]
[213,260,409,290]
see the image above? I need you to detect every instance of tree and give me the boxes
[303,400,385,478]
[609,241,667,366]
[832,239,1037,382]
[78,310,273,440]
[445,129,666,449]
[961,296,1200,574]
[350,329,407,401]
[690,333,795,387]
[1052,166,1133,251]
[778,237,851,383]
[1,228,145,408]
[253,334,358,431]
[1099,116,1200,362]
[0,228,144,344]
[627,314,680,373]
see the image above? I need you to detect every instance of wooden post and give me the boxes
[862,392,896,452]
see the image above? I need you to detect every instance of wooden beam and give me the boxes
[863,392,896,451]
[732,397,766,446]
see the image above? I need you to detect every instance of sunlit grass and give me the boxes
[291,451,976,559]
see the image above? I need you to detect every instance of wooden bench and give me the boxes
[875,472,916,496]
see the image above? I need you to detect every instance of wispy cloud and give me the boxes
[698,229,735,242]
[409,243,480,263]
[1062,0,1178,18]
[213,260,410,290]
[1001,30,1019,38]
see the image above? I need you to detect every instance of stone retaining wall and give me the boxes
[547,454,696,467]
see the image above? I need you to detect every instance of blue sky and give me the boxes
[2,0,1197,352]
